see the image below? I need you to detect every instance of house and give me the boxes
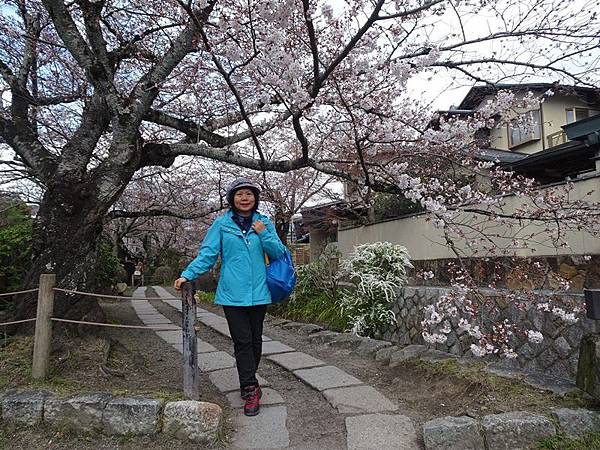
[333,83,600,291]
[454,83,600,183]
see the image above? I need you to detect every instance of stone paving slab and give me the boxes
[346,413,419,450]
[261,340,295,355]
[293,366,362,391]
[266,351,325,371]
[322,385,398,414]
[230,406,289,449]
[135,311,161,317]
[151,286,179,300]
[155,330,183,344]
[205,321,232,338]
[140,317,172,325]
[226,388,284,407]
[132,307,157,314]
[198,351,236,372]
[171,339,218,354]
[208,367,269,393]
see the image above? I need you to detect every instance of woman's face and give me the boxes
[233,188,256,215]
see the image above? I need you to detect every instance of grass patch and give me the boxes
[537,432,600,449]
[270,292,349,332]
[196,291,216,304]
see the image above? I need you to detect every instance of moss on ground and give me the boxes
[537,432,600,450]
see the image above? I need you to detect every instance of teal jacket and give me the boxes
[181,210,285,306]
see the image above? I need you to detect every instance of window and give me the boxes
[566,107,600,124]
[508,110,541,148]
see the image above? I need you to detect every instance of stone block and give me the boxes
[261,340,295,355]
[162,401,222,444]
[307,330,340,344]
[356,338,391,357]
[375,346,398,364]
[537,348,558,369]
[552,408,600,438]
[267,351,325,371]
[102,397,163,435]
[327,333,363,350]
[576,334,600,399]
[293,366,362,391]
[554,336,572,359]
[1,390,51,426]
[482,411,555,450]
[346,413,419,450]
[280,321,304,329]
[389,345,428,367]
[420,350,458,364]
[45,393,111,432]
[564,324,584,348]
[423,416,485,450]
[197,351,236,372]
[298,324,324,335]
[231,405,289,448]
[322,385,397,414]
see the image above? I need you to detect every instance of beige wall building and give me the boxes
[335,84,600,262]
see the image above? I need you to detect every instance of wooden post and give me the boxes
[32,273,55,380]
[181,282,199,400]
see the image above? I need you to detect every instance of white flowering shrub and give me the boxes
[340,242,412,338]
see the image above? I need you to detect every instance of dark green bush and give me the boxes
[93,241,124,291]
[0,202,32,300]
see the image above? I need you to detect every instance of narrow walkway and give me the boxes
[132,287,422,449]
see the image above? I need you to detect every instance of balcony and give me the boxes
[547,130,568,148]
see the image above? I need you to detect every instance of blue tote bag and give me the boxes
[266,247,297,303]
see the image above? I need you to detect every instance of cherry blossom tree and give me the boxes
[0,0,599,334]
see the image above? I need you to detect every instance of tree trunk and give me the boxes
[16,186,111,323]
[273,210,291,246]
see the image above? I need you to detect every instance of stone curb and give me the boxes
[0,390,222,444]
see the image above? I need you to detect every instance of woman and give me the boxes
[174,178,285,416]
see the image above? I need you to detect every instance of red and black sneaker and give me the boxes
[243,385,262,416]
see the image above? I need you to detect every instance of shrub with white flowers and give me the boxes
[340,242,412,338]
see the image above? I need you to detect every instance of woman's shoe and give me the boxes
[243,385,262,416]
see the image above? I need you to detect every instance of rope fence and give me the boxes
[53,287,179,301]
[2,274,200,399]
[51,318,181,331]
[0,288,39,297]
[0,317,37,327]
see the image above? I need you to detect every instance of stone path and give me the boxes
[132,287,422,449]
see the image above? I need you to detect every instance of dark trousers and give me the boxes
[222,305,267,389]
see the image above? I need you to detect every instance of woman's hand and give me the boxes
[252,220,266,234]
[173,277,188,291]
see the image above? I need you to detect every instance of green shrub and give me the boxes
[270,245,346,329]
[196,291,215,304]
[0,201,32,309]
[93,241,123,291]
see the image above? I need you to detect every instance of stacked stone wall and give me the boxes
[384,286,600,381]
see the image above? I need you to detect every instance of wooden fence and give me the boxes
[0,275,199,400]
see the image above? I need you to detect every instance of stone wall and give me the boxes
[406,254,600,292]
[384,286,600,381]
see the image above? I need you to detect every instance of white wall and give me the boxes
[338,176,600,260]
